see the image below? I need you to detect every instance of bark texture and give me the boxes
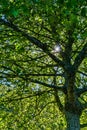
[65,112,80,130]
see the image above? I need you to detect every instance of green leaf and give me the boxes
[10,7,19,17]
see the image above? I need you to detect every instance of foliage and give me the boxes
[0,0,87,129]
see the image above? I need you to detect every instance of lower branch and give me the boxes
[82,102,87,110]
[54,89,64,112]
[34,101,56,117]
[77,87,87,97]
[1,90,52,103]
[28,78,65,92]
[80,123,87,128]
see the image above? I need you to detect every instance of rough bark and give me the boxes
[65,96,82,130]
[64,69,82,130]
[65,112,80,130]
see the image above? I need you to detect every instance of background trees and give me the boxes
[0,0,87,129]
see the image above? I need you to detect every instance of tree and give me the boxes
[0,0,87,129]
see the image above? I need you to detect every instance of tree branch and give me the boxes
[0,71,64,77]
[0,74,65,93]
[73,43,87,71]
[80,123,87,128]
[54,89,64,112]
[34,101,56,117]
[0,19,64,67]
[82,102,87,110]
[52,71,64,112]
[77,71,87,77]
[25,73,64,77]
[27,78,65,92]
[77,87,87,97]
[1,90,52,103]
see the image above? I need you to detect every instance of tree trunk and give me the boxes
[65,112,80,130]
